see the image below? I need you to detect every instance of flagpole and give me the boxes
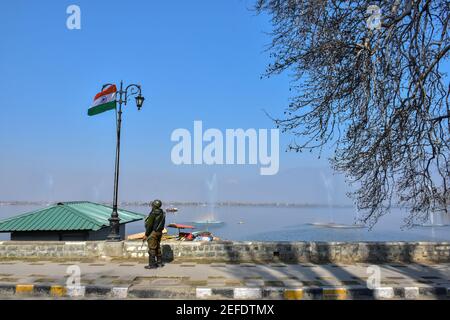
[101,81,144,241]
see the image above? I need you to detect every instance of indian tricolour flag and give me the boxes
[88,84,117,116]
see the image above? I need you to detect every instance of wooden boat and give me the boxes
[126,229,169,240]
[167,223,194,229]
[167,223,195,240]
[127,232,146,240]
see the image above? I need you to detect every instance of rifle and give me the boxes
[140,236,147,250]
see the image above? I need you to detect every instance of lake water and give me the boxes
[1,204,450,242]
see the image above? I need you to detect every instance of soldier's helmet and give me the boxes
[151,199,162,209]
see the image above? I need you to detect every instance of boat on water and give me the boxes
[192,220,224,227]
[167,223,195,230]
[166,206,179,213]
[412,223,450,228]
[308,222,366,229]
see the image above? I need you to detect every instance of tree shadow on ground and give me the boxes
[214,241,450,299]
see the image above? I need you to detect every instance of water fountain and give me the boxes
[308,171,365,229]
[45,174,54,206]
[192,173,224,228]
[412,211,450,228]
[412,186,450,228]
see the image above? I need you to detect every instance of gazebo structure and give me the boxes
[0,201,145,241]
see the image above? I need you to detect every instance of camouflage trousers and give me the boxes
[147,231,162,258]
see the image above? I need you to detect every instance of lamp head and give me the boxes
[135,94,145,110]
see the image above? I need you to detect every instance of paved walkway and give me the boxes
[0,260,449,299]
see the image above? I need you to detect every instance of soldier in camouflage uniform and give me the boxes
[144,200,166,269]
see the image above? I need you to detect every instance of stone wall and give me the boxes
[0,241,449,263]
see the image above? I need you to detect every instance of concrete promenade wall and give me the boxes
[0,241,449,263]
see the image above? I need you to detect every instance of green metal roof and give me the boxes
[0,201,145,232]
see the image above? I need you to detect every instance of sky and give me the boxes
[0,0,351,204]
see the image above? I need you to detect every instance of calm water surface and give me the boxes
[1,204,450,241]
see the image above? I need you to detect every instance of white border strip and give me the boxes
[196,288,212,299]
[111,287,128,299]
[234,287,262,299]
[373,287,394,299]
[66,285,86,297]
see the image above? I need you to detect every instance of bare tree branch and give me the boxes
[256,0,450,227]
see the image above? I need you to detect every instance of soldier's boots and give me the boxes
[144,255,157,269]
[156,256,164,268]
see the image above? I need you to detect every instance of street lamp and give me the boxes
[102,81,145,241]
[135,94,145,110]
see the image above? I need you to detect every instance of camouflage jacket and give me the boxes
[145,208,166,236]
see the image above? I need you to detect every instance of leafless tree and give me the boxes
[256,0,450,227]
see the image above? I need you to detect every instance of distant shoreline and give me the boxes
[0,200,355,208]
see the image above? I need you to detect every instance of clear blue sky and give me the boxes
[0,0,349,204]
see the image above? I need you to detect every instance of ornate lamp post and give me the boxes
[102,81,145,241]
